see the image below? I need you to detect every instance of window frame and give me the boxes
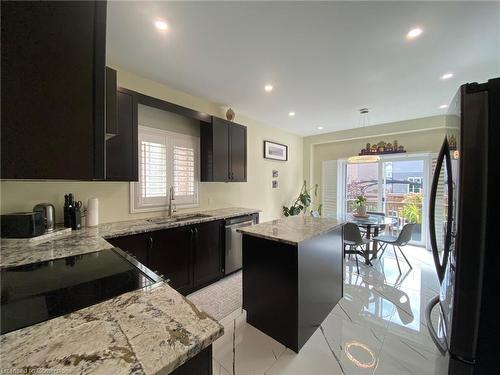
[130,126,200,213]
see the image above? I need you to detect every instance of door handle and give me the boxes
[425,295,447,355]
[429,138,450,283]
[148,236,153,249]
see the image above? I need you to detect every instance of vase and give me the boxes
[226,108,235,121]
[356,205,367,216]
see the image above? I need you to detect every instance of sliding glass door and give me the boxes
[343,155,429,246]
[345,162,380,213]
[382,159,425,243]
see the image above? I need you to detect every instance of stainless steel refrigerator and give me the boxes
[426,77,499,375]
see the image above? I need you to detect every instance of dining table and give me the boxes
[343,213,397,265]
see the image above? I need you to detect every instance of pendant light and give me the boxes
[348,108,380,164]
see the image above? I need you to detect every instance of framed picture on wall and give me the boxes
[263,141,288,161]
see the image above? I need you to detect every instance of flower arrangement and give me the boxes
[354,195,367,216]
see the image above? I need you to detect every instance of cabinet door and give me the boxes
[229,124,247,182]
[193,220,223,288]
[0,1,106,179]
[106,233,150,267]
[105,67,118,136]
[105,89,138,181]
[212,118,230,181]
[150,227,194,295]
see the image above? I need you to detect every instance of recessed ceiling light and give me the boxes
[406,27,423,39]
[441,73,454,80]
[264,84,273,92]
[317,126,324,130]
[439,104,448,109]
[154,20,168,31]
[288,111,295,117]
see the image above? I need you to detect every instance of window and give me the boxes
[407,177,422,193]
[131,126,199,212]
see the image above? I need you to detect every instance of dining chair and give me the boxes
[344,223,372,274]
[372,223,416,273]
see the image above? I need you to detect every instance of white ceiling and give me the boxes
[107,1,500,136]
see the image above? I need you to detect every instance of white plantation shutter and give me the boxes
[172,137,198,205]
[131,126,199,212]
[322,160,338,217]
[141,141,168,198]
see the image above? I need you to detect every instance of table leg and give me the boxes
[372,227,379,260]
[365,225,372,265]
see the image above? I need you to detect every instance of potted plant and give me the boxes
[354,195,367,216]
[283,180,322,217]
[401,193,423,241]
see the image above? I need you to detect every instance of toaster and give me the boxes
[33,203,56,232]
[0,212,45,238]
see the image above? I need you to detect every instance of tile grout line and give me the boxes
[319,325,346,375]
[372,313,390,375]
[337,302,353,322]
[232,318,236,375]
[399,339,430,360]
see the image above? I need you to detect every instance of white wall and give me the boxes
[303,115,458,207]
[0,67,303,224]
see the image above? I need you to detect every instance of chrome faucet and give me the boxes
[168,186,176,217]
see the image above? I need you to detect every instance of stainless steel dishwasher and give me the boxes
[225,215,256,275]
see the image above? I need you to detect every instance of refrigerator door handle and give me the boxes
[426,295,447,356]
[429,138,453,283]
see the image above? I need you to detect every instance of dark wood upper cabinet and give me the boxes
[105,87,139,181]
[201,117,247,182]
[105,67,118,137]
[1,1,107,180]
[229,123,247,182]
[201,118,229,182]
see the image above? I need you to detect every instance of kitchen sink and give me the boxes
[148,214,212,225]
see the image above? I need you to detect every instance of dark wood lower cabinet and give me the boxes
[150,226,194,295]
[106,233,150,267]
[107,220,224,296]
[171,345,212,375]
[193,221,224,289]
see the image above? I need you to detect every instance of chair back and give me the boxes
[395,223,416,246]
[367,211,385,217]
[344,223,365,245]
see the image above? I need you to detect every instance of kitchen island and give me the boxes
[239,215,345,352]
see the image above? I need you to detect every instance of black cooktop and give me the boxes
[0,248,162,335]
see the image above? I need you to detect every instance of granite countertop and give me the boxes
[0,207,259,268]
[0,283,223,374]
[0,207,258,374]
[238,215,345,245]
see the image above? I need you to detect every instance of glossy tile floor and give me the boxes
[209,245,443,375]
